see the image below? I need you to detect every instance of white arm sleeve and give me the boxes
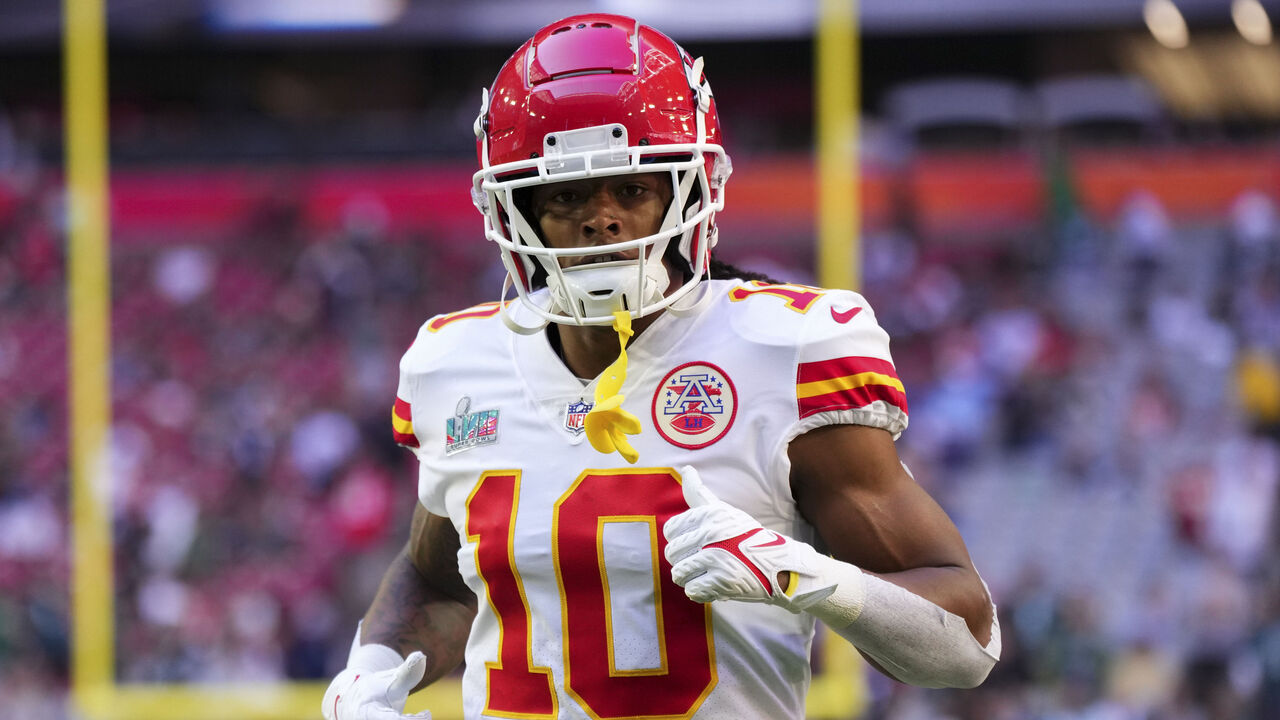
[805,556,1001,689]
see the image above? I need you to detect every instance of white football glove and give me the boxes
[321,643,431,720]
[663,465,843,613]
[665,468,1002,690]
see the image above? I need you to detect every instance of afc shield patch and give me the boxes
[651,361,737,450]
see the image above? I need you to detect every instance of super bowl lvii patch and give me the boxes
[445,396,499,454]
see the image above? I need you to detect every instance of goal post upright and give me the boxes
[64,0,116,713]
[809,3,870,716]
[816,0,861,292]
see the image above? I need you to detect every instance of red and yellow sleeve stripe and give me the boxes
[392,397,419,448]
[796,356,908,420]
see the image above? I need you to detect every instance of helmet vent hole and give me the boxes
[592,23,612,28]
[552,26,571,35]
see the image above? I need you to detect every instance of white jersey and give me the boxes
[392,279,908,720]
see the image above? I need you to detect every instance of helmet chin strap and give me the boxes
[498,274,550,335]
[666,268,713,317]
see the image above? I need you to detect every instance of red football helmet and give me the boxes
[472,14,732,327]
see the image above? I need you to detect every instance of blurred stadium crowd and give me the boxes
[3,40,1280,720]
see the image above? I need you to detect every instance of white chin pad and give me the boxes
[548,258,670,322]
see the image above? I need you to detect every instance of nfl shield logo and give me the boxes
[564,400,592,435]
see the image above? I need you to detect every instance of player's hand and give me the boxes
[663,466,840,612]
[321,650,431,720]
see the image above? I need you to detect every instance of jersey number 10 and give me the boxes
[467,469,717,719]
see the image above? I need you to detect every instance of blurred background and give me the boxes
[3,1,1280,718]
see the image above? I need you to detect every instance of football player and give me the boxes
[323,13,1000,720]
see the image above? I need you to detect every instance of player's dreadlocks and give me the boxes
[707,254,782,285]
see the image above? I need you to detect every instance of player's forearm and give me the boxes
[866,565,994,645]
[804,557,1000,689]
[361,549,477,688]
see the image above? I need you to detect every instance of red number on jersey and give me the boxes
[727,281,825,313]
[554,469,716,717]
[467,468,716,719]
[428,302,505,333]
[467,471,558,717]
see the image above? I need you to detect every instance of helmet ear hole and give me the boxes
[682,177,703,213]
[664,240,693,281]
[511,187,537,234]
[509,187,551,289]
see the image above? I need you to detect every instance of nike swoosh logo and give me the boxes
[830,306,862,323]
[751,532,787,549]
[704,528,775,593]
